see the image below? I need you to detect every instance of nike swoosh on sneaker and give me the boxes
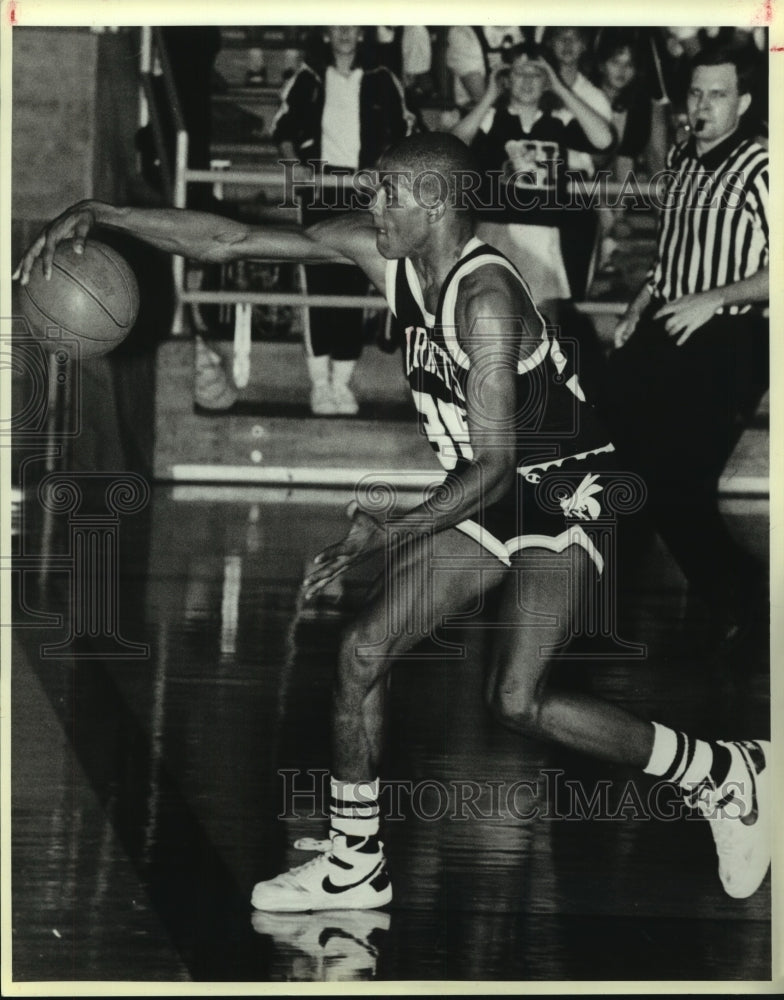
[322,858,385,894]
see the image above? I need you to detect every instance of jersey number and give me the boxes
[411,390,472,471]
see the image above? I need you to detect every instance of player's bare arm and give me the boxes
[14,201,387,292]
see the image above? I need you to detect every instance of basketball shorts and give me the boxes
[455,444,627,575]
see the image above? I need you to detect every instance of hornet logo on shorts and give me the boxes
[560,474,603,520]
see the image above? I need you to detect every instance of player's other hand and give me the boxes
[302,500,385,600]
[653,289,723,346]
[13,200,96,285]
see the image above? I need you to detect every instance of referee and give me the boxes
[600,44,769,648]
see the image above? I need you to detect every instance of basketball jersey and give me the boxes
[385,237,611,474]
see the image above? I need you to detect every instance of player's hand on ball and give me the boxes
[653,290,723,346]
[13,200,97,285]
[303,501,385,599]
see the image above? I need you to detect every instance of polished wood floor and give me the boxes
[10,478,771,985]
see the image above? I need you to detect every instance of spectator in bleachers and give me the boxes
[452,41,614,317]
[272,26,412,415]
[445,26,529,111]
[369,26,435,123]
[594,30,664,170]
[540,26,613,299]
[591,29,667,277]
[370,26,432,89]
[542,27,609,168]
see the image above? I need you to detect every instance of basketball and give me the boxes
[19,239,140,358]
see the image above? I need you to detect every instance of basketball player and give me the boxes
[14,131,771,910]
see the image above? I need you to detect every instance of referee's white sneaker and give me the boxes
[690,739,770,899]
[251,833,392,912]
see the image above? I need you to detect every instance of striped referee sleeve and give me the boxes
[650,137,769,312]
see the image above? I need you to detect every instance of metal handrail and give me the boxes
[139,74,174,203]
[177,289,634,317]
[139,27,190,331]
[152,27,189,211]
[151,28,187,145]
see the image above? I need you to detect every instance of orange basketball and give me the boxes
[19,239,140,359]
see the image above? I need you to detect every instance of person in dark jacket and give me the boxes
[273,26,413,414]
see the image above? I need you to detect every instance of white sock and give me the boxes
[643,722,715,790]
[643,722,678,776]
[329,776,380,840]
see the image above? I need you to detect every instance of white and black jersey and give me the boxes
[386,236,611,474]
[649,133,768,312]
[385,237,617,571]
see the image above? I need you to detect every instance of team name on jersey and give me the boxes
[404,325,466,403]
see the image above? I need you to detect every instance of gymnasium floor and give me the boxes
[9,475,771,986]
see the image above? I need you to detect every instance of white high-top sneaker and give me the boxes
[330,360,359,416]
[307,354,338,415]
[251,832,391,912]
[687,739,771,899]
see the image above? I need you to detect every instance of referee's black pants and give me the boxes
[598,300,768,621]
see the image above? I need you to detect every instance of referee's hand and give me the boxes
[653,290,723,346]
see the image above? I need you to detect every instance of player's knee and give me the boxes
[336,619,388,698]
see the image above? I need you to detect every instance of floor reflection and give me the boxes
[251,909,391,982]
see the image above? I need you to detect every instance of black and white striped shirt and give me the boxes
[648,131,768,314]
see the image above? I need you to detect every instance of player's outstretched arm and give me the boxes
[14,200,386,291]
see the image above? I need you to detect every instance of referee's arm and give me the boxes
[615,266,769,349]
[653,267,768,346]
